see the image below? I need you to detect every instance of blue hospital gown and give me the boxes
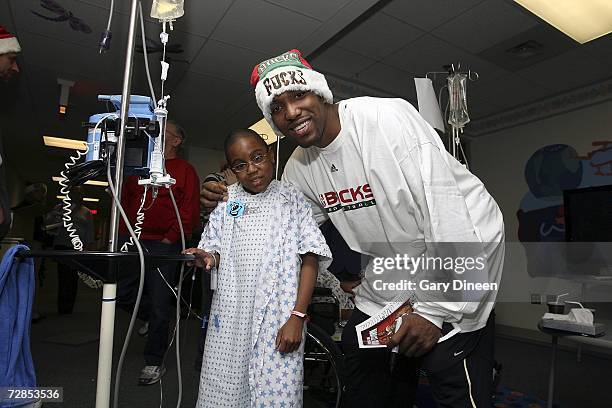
[196,180,331,408]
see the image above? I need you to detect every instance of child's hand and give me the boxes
[183,248,217,270]
[275,315,304,353]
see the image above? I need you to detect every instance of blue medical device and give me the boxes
[86,95,157,176]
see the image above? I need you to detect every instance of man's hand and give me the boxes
[275,315,304,353]
[386,313,441,357]
[183,248,218,270]
[160,238,172,244]
[200,181,228,212]
[340,280,361,296]
[221,169,237,186]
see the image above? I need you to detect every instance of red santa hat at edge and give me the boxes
[0,26,21,55]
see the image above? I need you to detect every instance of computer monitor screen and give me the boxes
[564,185,612,242]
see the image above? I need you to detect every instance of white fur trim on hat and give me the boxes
[0,36,21,55]
[254,65,333,137]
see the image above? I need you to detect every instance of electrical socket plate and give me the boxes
[546,294,557,303]
[530,293,542,304]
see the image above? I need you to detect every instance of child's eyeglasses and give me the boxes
[231,153,269,173]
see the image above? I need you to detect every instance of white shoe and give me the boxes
[138,365,166,385]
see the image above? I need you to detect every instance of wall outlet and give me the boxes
[530,293,542,304]
[546,294,557,303]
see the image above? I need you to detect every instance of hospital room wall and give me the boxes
[184,145,225,181]
[469,100,612,333]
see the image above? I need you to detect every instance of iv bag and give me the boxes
[447,73,470,129]
[151,0,184,21]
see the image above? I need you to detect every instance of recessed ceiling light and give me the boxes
[514,0,612,44]
[43,136,87,150]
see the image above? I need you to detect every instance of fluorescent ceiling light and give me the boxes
[57,195,100,202]
[249,118,282,145]
[43,136,87,150]
[514,0,612,44]
[51,176,108,187]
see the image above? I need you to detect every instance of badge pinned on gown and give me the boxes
[227,200,246,217]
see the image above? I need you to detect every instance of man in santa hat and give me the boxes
[0,25,20,84]
[202,49,505,408]
[0,25,20,240]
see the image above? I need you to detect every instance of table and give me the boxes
[538,320,611,408]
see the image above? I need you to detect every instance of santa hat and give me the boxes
[0,26,21,55]
[250,49,332,137]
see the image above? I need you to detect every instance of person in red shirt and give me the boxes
[118,120,200,385]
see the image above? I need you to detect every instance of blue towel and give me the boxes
[0,245,36,407]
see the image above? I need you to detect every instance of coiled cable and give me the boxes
[120,185,148,252]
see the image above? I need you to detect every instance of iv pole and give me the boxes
[95,0,139,406]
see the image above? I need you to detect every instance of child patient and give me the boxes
[185,129,331,408]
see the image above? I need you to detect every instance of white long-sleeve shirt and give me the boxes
[283,97,504,336]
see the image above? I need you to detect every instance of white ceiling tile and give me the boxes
[211,0,320,55]
[226,100,265,134]
[15,0,205,60]
[221,88,258,121]
[75,0,232,37]
[12,0,112,49]
[172,71,250,125]
[516,49,612,91]
[384,34,509,80]
[335,12,425,60]
[381,0,484,32]
[356,63,416,100]
[432,0,541,53]
[476,24,577,73]
[140,22,207,64]
[74,0,139,17]
[310,45,376,78]
[189,40,268,85]
[177,0,233,38]
[170,72,254,149]
[468,73,550,110]
[263,0,351,22]
[178,92,258,150]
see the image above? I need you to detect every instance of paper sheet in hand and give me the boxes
[414,77,445,131]
[355,292,412,349]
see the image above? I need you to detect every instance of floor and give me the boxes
[25,268,612,408]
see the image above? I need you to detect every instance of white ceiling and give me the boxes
[2,0,612,195]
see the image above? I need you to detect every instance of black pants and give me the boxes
[116,239,180,366]
[341,308,495,408]
[55,245,78,314]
